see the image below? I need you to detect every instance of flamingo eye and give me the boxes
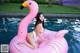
[29,2,32,5]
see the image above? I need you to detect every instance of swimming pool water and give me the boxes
[0,17,80,53]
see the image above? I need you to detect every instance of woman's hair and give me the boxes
[34,12,45,28]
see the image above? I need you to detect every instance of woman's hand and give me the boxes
[39,37,48,42]
[43,38,48,42]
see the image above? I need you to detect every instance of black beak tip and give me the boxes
[20,6,24,9]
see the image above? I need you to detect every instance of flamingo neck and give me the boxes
[17,8,38,39]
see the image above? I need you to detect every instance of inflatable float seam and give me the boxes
[52,41,65,47]
[49,41,66,53]
[13,43,20,52]
[50,42,62,50]
[13,39,21,51]
[50,44,57,53]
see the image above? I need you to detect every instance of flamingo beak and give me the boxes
[20,1,29,9]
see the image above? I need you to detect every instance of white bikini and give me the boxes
[33,28,44,42]
[33,31,39,42]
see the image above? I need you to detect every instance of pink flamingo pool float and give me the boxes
[9,0,68,53]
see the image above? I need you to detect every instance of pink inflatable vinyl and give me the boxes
[9,0,68,53]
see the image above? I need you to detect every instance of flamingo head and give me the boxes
[20,0,38,13]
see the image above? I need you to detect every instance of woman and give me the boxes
[18,12,47,49]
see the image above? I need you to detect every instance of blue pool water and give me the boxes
[0,17,80,53]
